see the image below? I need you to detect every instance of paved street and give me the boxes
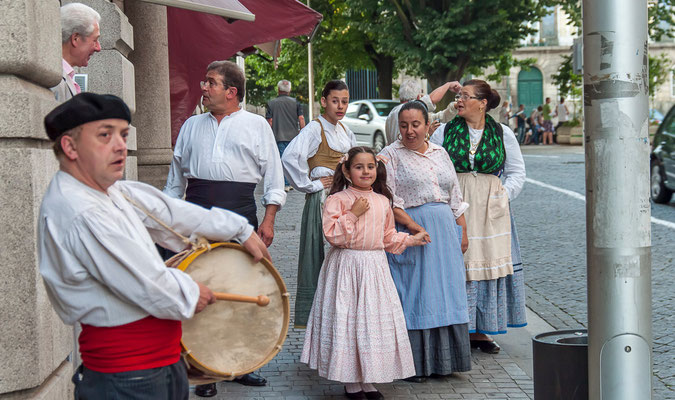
[189,144,674,399]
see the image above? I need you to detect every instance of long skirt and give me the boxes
[387,202,471,376]
[301,248,415,383]
[294,191,325,328]
[466,206,528,334]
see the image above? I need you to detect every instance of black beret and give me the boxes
[44,93,131,140]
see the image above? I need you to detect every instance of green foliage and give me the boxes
[648,53,672,100]
[377,0,557,88]
[562,117,581,127]
[487,54,538,83]
[551,55,582,98]
[245,0,375,107]
[558,0,673,41]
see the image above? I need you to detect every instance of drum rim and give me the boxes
[176,242,290,378]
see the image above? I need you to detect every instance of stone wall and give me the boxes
[0,0,73,398]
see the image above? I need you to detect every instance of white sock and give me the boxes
[361,383,377,392]
[345,383,362,393]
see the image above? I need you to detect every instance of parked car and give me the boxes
[650,105,675,203]
[342,99,399,153]
[649,108,665,125]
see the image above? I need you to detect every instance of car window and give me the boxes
[358,104,372,118]
[372,101,398,117]
[663,108,675,136]
[346,103,359,118]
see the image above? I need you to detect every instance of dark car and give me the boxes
[650,105,675,203]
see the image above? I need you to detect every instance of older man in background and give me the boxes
[51,3,102,102]
[266,79,305,191]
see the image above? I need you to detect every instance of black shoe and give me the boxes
[195,383,217,397]
[365,390,384,399]
[403,375,426,383]
[233,372,267,386]
[470,339,501,354]
[344,388,366,399]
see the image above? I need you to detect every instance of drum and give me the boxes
[167,242,290,383]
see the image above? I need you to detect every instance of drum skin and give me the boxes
[173,243,289,381]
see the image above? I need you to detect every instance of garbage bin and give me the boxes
[532,329,588,400]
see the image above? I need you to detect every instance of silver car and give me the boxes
[342,99,399,153]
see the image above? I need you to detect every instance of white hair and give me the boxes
[61,3,101,44]
[398,79,421,102]
[278,80,292,93]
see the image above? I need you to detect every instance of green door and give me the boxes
[517,68,543,116]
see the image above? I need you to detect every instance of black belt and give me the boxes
[186,178,258,230]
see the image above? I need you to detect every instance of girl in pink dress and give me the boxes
[301,146,429,399]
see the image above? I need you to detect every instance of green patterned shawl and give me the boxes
[442,114,506,173]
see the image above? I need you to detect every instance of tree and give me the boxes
[648,53,671,102]
[245,0,393,107]
[375,0,557,102]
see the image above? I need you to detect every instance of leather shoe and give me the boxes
[365,390,384,399]
[470,339,501,354]
[233,372,267,386]
[195,383,217,397]
[403,375,426,383]
[344,388,366,399]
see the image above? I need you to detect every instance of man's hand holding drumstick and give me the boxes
[195,231,272,313]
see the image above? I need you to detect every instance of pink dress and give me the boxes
[300,187,416,383]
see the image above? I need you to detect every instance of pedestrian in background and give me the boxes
[380,101,471,382]
[499,101,511,126]
[52,3,102,102]
[301,146,428,399]
[281,80,357,329]
[553,97,570,142]
[541,97,554,143]
[267,79,306,192]
[513,104,527,143]
[431,79,527,354]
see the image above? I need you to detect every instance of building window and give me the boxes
[671,70,675,97]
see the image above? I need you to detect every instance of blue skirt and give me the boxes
[387,202,469,330]
[466,207,527,334]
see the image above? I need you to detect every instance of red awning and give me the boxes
[167,1,322,143]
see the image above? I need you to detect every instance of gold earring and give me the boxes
[397,133,402,140]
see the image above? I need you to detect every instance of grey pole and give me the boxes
[582,1,652,399]
[307,0,315,121]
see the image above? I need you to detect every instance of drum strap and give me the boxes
[120,193,212,253]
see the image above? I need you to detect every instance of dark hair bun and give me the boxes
[486,89,501,111]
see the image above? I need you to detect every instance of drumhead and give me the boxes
[175,243,290,379]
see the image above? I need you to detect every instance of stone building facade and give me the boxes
[0,0,175,397]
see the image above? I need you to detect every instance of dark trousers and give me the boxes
[276,141,290,186]
[73,361,188,400]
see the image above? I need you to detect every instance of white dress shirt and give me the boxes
[430,123,526,200]
[39,171,254,327]
[281,115,357,194]
[164,110,286,207]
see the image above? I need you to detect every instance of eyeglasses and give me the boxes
[455,94,480,101]
[200,80,226,89]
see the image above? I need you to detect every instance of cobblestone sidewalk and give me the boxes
[189,189,534,399]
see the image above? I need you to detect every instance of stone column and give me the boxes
[68,0,137,180]
[0,1,73,398]
[126,1,174,189]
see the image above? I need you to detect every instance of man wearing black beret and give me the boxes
[38,93,271,399]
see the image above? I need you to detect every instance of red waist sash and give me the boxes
[79,316,181,373]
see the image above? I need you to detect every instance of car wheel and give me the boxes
[650,161,673,204]
[373,131,386,153]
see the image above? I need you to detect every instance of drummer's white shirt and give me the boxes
[281,115,357,193]
[38,171,254,327]
[163,109,286,208]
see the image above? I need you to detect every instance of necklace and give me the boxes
[469,139,479,155]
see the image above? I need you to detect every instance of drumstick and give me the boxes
[213,292,270,307]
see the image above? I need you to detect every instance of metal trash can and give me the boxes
[532,329,588,400]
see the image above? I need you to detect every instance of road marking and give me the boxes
[525,178,675,230]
